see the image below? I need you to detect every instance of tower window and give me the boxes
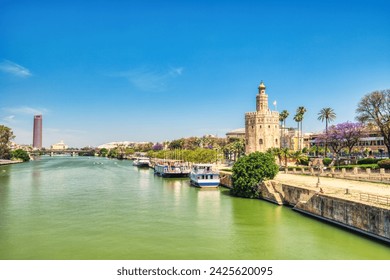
[259,139,263,145]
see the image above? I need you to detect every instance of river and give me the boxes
[0,156,389,259]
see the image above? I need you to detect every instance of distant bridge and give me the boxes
[30,149,95,157]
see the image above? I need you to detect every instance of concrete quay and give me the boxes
[219,171,390,243]
[0,159,22,165]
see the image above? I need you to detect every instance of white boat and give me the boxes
[190,164,220,188]
[133,157,150,168]
[154,160,190,178]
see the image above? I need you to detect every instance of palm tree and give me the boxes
[279,110,289,148]
[268,147,282,166]
[280,147,290,168]
[293,113,303,150]
[297,106,307,150]
[290,150,307,165]
[292,107,307,151]
[317,107,336,157]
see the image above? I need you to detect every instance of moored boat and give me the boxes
[133,157,150,168]
[154,160,190,178]
[190,164,220,188]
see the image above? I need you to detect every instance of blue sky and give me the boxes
[1,0,389,147]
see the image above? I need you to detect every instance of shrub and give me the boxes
[357,158,381,165]
[322,158,332,166]
[231,152,279,198]
[11,149,30,162]
[378,159,390,169]
[298,158,309,166]
[335,164,379,170]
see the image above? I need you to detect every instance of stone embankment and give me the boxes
[0,159,22,165]
[285,166,390,183]
[219,171,390,243]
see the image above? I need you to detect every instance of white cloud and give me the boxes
[0,60,32,77]
[113,66,184,92]
[3,106,48,115]
[2,115,15,123]
[169,67,184,76]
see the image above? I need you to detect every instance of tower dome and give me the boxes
[258,81,266,90]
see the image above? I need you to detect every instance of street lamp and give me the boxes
[316,160,323,188]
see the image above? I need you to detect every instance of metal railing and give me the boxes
[360,193,390,206]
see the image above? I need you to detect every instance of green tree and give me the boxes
[279,110,289,148]
[0,125,15,159]
[296,106,307,150]
[223,138,245,161]
[98,148,108,157]
[11,149,30,162]
[290,150,308,165]
[280,147,290,168]
[107,148,118,158]
[231,152,279,198]
[317,107,336,157]
[267,147,282,166]
[293,113,303,150]
[168,138,184,150]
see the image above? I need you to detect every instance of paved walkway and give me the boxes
[275,173,390,208]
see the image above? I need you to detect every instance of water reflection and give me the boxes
[196,188,221,217]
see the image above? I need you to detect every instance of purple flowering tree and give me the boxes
[152,142,163,151]
[316,122,366,157]
[336,122,366,155]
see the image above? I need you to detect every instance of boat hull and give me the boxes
[190,179,220,188]
[133,163,150,168]
[155,171,190,178]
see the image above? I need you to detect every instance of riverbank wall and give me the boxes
[218,171,390,243]
[0,159,22,165]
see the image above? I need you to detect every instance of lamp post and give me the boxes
[316,160,323,188]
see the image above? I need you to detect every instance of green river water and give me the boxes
[0,156,389,260]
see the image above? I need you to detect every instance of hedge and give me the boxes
[357,158,381,165]
[378,159,390,169]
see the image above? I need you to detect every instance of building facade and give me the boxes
[245,82,280,153]
[226,128,246,141]
[51,140,68,151]
[33,115,42,149]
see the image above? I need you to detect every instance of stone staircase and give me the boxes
[258,180,284,205]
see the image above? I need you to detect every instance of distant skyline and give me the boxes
[1,0,389,147]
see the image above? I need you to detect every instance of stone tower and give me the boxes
[245,81,280,154]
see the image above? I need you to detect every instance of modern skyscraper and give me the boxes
[33,115,42,149]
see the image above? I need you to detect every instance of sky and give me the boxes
[1,0,389,148]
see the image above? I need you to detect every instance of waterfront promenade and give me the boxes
[275,173,390,209]
[0,159,21,165]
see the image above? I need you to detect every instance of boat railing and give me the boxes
[192,168,219,174]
